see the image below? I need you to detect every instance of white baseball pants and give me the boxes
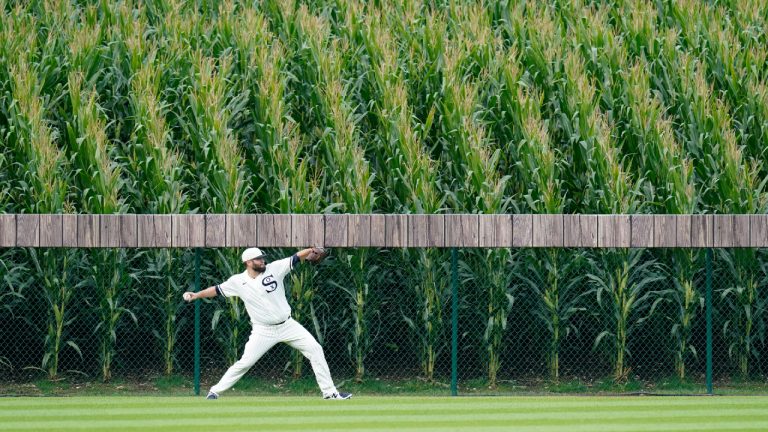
[209,318,338,396]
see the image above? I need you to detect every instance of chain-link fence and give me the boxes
[1,247,767,395]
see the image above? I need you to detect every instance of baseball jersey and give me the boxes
[215,255,300,326]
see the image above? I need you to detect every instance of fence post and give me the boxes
[451,247,458,396]
[706,248,713,395]
[194,248,201,396]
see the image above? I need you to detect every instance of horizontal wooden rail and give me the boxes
[0,214,764,248]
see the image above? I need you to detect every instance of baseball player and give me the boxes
[183,247,351,400]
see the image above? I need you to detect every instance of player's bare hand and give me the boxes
[183,292,196,302]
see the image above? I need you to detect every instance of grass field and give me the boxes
[1,396,767,432]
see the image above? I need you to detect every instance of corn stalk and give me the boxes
[491,12,583,379]
[621,1,768,377]
[574,2,701,380]
[588,249,664,381]
[6,57,81,380]
[358,5,451,383]
[438,5,512,387]
[0,2,72,381]
[491,53,583,385]
[674,32,764,379]
[718,249,768,378]
[66,67,132,381]
[116,2,190,376]
[295,5,375,381]
[625,57,699,380]
[513,3,645,381]
[407,11,461,385]
[65,7,131,383]
[177,46,251,365]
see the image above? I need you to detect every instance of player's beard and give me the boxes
[253,262,267,272]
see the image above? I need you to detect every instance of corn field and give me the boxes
[2,0,768,392]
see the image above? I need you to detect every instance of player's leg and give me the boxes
[209,327,277,397]
[280,319,351,399]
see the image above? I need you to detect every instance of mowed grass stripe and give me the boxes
[199,426,768,432]
[2,396,765,410]
[3,407,768,427]
[2,396,767,432]
[1,397,767,432]
[3,415,768,432]
[0,402,766,421]
[2,396,766,420]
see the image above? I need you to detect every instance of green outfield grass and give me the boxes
[1,396,767,432]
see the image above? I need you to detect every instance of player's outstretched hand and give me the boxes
[183,292,195,302]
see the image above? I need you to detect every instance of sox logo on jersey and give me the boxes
[262,275,278,292]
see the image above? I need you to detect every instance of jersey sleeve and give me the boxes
[215,276,239,298]
[269,254,300,279]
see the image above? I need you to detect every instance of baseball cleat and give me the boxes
[323,392,352,400]
[206,391,219,400]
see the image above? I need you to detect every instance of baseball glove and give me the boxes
[305,247,329,264]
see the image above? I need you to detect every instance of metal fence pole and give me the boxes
[451,247,458,397]
[194,248,201,396]
[706,248,713,395]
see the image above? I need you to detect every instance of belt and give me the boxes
[254,317,290,327]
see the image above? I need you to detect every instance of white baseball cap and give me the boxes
[241,247,265,262]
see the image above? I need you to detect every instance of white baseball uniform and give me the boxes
[209,254,338,396]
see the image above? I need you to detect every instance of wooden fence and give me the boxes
[0,214,764,248]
